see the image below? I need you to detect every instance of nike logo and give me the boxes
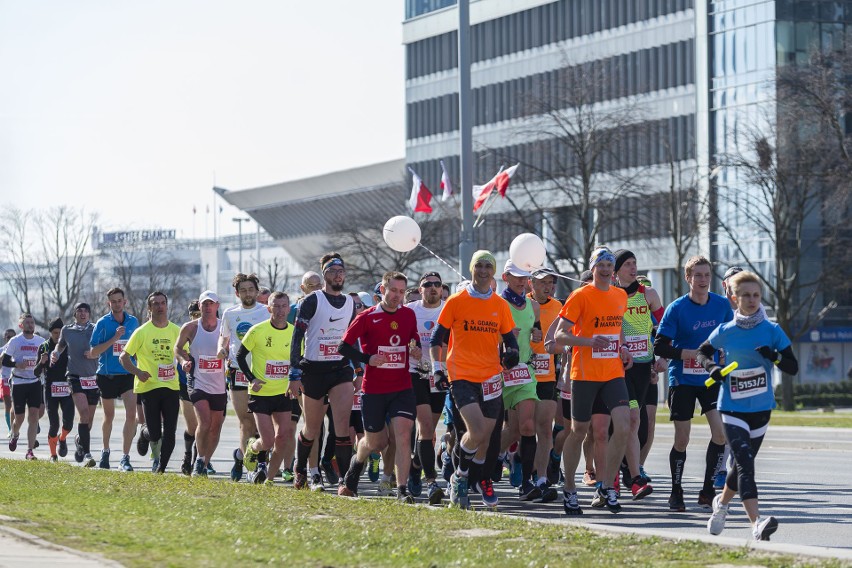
[329,317,344,322]
[372,318,382,323]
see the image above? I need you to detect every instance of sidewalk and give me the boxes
[0,519,122,567]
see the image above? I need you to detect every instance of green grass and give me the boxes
[0,461,846,567]
[656,408,852,428]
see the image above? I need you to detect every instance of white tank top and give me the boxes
[189,319,226,394]
[303,292,353,362]
[406,300,443,372]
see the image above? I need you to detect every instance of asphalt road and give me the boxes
[2,404,850,554]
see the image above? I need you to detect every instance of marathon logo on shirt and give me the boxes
[592,315,623,330]
[461,319,499,334]
[20,345,38,354]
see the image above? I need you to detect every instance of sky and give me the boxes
[0,1,405,240]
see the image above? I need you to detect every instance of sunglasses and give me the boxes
[420,281,442,288]
[353,303,364,309]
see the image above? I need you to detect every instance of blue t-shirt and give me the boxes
[658,293,733,387]
[90,311,140,375]
[708,319,790,413]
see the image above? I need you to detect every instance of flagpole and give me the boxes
[458,0,474,279]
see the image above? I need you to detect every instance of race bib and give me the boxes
[318,341,340,361]
[197,356,224,373]
[51,381,71,397]
[502,364,533,387]
[112,340,128,356]
[560,388,571,400]
[624,335,650,358]
[352,391,362,411]
[482,374,503,401]
[157,365,176,382]
[729,367,768,400]
[682,358,706,376]
[264,360,290,380]
[591,335,620,359]
[427,374,441,394]
[234,370,249,387]
[23,357,37,370]
[532,353,551,376]
[79,375,98,390]
[377,345,406,369]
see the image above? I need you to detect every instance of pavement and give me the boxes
[1,405,851,564]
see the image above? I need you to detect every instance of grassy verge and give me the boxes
[0,461,844,567]
[656,408,852,428]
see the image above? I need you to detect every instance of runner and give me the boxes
[89,287,140,471]
[177,300,202,475]
[257,287,271,306]
[52,303,99,467]
[429,250,520,509]
[338,271,420,502]
[120,291,181,473]
[613,250,666,499]
[217,273,268,481]
[699,270,798,541]
[553,247,633,515]
[2,313,46,459]
[1,328,16,437]
[288,271,322,324]
[406,271,447,505]
[175,291,227,477]
[288,253,356,491]
[654,255,732,511]
[34,318,72,462]
[237,291,295,485]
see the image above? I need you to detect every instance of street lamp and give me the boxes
[233,217,250,273]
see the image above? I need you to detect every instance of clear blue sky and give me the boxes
[0,1,405,239]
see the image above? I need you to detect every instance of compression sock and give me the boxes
[295,431,313,474]
[78,423,90,453]
[520,435,537,483]
[670,448,686,488]
[60,427,70,441]
[334,435,353,475]
[417,439,437,480]
[455,443,477,478]
[48,436,58,456]
[704,442,726,492]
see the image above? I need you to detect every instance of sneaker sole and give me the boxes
[563,506,583,516]
[758,518,778,541]
[632,485,653,501]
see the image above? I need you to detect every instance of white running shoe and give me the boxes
[753,516,778,541]
[707,494,729,535]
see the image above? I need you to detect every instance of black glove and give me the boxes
[501,349,520,370]
[755,345,779,362]
[433,370,450,391]
[708,366,725,384]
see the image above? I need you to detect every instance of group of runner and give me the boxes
[0,247,796,542]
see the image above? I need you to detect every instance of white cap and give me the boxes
[503,259,531,277]
[357,291,374,308]
[198,290,220,304]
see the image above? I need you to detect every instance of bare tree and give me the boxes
[0,206,96,328]
[666,151,706,298]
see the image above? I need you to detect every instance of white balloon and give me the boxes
[509,233,546,272]
[383,216,422,252]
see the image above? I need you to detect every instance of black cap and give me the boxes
[74,302,91,312]
[723,266,744,281]
[373,282,382,296]
[48,318,64,331]
[419,271,442,283]
[613,249,636,274]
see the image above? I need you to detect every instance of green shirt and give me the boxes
[124,321,181,394]
[241,320,293,396]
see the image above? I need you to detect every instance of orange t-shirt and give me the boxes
[559,285,628,382]
[438,289,516,384]
[529,295,563,383]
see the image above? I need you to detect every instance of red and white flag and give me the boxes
[472,163,519,211]
[407,167,433,213]
[440,160,453,202]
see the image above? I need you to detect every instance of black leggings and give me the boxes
[141,388,180,470]
[722,410,770,501]
[47,395,75,437]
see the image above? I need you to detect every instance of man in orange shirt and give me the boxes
[430,250,520,510]
[554,247,633,515]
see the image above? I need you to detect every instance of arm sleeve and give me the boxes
[430,324,449,347]
[33,344,47,376]
[653,334,682,360]
[235,344,256,382]
[776,345,798,375]
[2,353,13,368]
[696,340,718,372]
[337,341,371,365]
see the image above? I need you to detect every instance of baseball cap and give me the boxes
[357,292,374,308]
[532,267,557,280]
[74,302,91,312]
[503,259,531,277]
[723,266,744,281]
[199,290,220,303]
[579,270,593,283]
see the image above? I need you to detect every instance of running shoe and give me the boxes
[136,426,149,457]
[99,450,111,470]
[476,478,498,508]
[83,453,96,468]
[713,470,727,490]
[582,470,596,486]
[537,483,558,503]
[508,453,523,488]
[181,455,192,476]
[49,455,58,463]
[698,489,715,509]
[407,466,423,497]
[427,481,445,505]
[562,490,583,515]
[244,438,259,472]
[293,471,308,490]
[707,494,728,535]
[449,474,470,509]
[519,481,542,502]
[367,453,381,482]
[377,479,395,496]
[752,516,778,541]
[442,451,454,483]
[252,463,268,485]
[639,465,652,483]
[594,486,621,513]
[546,452,561,486]
[630,476,653,500]
[590,485,607,508]
[8,434,18,452]
[192,457,206,477]
[33,439,39,449]
[206,463,216,475]
[310,473,325,492]
[230,449,244,482]
[58,437,68,457]
[25,449,36,460]
[321,458,339,485]
[151,457,160,473]
[281,469,294,483]
[119,455,133,472]
[397,488,415,504]
[668,486,686,512]
[337,484,356,498]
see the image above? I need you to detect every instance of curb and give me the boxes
[0,521,124,567]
